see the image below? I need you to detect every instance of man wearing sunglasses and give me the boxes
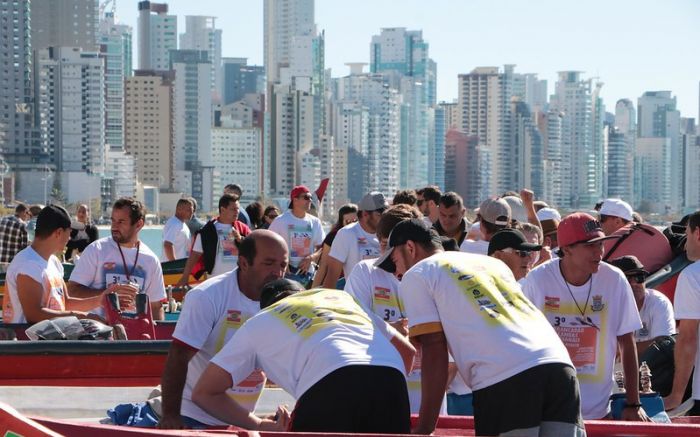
[608,255,675,357]
[488,229,542,281]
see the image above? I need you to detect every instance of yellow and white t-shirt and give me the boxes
[4,247,66,323]
[211,288,404,400]
[344,259,446,414]
[401,252,572,392]
[521,259,642,419]
[173,268,265,425]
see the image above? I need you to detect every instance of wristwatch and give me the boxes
[623,403,642,408]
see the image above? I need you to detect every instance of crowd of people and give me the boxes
[1,182,699,436]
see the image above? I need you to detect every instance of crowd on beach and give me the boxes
[1,182,699,436]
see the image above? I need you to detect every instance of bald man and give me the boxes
[159,231,289,429]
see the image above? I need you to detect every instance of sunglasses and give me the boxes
[417,199,424,206]
[266,214,278,220]
[500,248,532,258]
[626,273,646,284]
[297,194,312,200]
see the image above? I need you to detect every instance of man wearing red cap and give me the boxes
[269,185,325,284]
[521,212,650,421]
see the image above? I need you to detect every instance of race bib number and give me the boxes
[219,229,239,261]
[289,225,313,258]
[372,286,403,322]
[548,313,600,375]
[106,273,145,291]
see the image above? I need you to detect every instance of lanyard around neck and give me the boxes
[116,240,140,283]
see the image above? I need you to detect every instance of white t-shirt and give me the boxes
[401,252,571,393]
[3,247,66,323]
[344,259,445,414]
[211,288,404,401]
[521,259,642,419]
[329,222,381,281]
[161,216,191,261]
[192,221,238,278]
[672,261,700,400]
[636,288,675,343]
[69,237,166,313]
[173,269,265,424]
[268,211,325,268]
[459,239,489,255]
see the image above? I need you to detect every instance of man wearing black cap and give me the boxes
[192,279,416,433]
[488,229,542,281]
[376,219,583,436]
[3,205,106,323]
[608,255,675,357]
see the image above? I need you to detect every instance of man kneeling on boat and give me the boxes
[192,279,416,433]
[3,205,107,323]
[159,230,289,429]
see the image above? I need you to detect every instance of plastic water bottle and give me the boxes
[640,361,653,393]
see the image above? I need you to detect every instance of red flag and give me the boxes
[315,178,330,203]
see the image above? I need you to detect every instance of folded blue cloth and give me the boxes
[107,402,159,427]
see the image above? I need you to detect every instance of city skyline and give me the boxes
[115,0,700,119]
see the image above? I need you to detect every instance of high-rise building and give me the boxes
[222,58,265,105]
[512,73,548,112]
[31,0,99,52]
[681,118,698,211]
[537,110,565,207]
[180,16,222,103]
[98,12,132,150]
[432,100,459,190]
[511,98,544,198]
[637,91,682,212]
[170,50,214,211]
[636,137,672,213]
[124,70,174,190]
[35,47,104,175]
[550,71,602,208]
[457,65,515,200]
[137,1,176,71]
[0,0,44,179]
[610,99,636,203]
[212,109,261,201]
[264,0,314,87]
[444,129,480,207]
[370,28,436,189]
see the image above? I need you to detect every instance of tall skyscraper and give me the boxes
[444,129,480,207]
[457,65,515,201]
[31,0,99,52]
[264,0,314,87]
[609,99,636,203]
[637,91,682,212]
[180,16,222,103]
[550,71,602,208]
[511,98,544,198]
[137,1,176,71]
[370,28,436,189]
[681,118,698,211]
[125,70,174,190]
[537,111,565,207]
[170,50,215,211]
[98,12,132,150]
[0,0,44,182]
[222,58,265,105]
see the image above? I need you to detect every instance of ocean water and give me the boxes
[98,226,164,259]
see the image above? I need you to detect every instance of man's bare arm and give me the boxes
[158,341,197,429]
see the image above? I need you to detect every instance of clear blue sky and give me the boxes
[117,0,700,119]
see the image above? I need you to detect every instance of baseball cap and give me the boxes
[290,185,311,200]
[537,207,562,222]
[502,196,528,223]
[599,198,633,221]
[479,198,511,226]
[608,255,649,276]
[374,218,442,273]
[260,278,305,309]
[557,212,620,248]
[540,219,560,238]
[35,204,72,235]
[488,229,542,255]
[358,191,389,212]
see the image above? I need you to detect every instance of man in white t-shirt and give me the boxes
[2,205,107,323]
[322,191,386,288]
[177,194,252,285]
[664,211,700,414]
[376,218,583,436]
[460,197,511,255]
[158,230,289,429]
[608,255,675,356]
[68,198,166,320]
[192,280,416,433]
[162,198,194,261]
[521,212,649,421]
[269,185,325,282]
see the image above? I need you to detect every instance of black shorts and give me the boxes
[290,365,410,433]
[472,363,585,436]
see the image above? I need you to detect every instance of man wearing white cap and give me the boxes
[322,192,386,288]
[460,198,511,255]
[537,207,562,256]
[599,198,634,236]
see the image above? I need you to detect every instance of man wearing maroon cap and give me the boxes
[521,212,650,421]
[268,185,325,284]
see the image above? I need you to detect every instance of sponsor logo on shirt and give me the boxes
[226,309,242,325]
[357,237,367,245]
[103,262,116,270]
[638,322,649,338]
[374,287,391,301]
[545,296,560,309]
[590,295,605,312]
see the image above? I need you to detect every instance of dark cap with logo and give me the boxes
[374,218,442,273]
[608,255,649,276]
[488,229,542,256]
